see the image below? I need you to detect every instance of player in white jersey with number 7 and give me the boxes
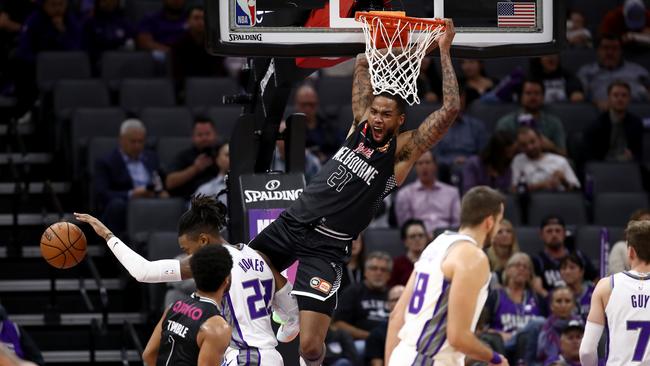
[385,186,508,366]
[580,219,650,366]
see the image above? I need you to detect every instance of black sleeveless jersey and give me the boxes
[156,293,221,366]
[287,121,397,236]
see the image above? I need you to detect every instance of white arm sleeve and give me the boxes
[107,236,182,283]
[579,321,604,366]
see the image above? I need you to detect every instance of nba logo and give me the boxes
[235,0,256,27]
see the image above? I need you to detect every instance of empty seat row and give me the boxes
[53,77,240,119]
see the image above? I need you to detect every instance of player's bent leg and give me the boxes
[297,308,331,365]
[388,342,417,366]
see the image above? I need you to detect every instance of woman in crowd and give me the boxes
[462,131,517,194]
[194,143,230,206]
[559,254,594,319]
[483,253,547,362]
[460,59,494,105]
[487,219,520,287]
[534,287,582,365]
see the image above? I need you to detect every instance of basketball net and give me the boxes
[356,12,445,105]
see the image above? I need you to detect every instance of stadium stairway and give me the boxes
[0,120,149,365]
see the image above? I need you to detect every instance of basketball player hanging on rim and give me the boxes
[579,219,650,365]
[249,18,460,366]
[385,186,509,366]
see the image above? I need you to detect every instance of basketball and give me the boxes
[40,222,87,269]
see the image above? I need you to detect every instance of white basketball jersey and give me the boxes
[397,232,490,365]
[222,244,277,350]
[605,271,650,366]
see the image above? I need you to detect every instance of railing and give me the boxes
[83,255,110,363]
[121,320,144,365]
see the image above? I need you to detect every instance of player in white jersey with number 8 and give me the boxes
[580,219,650,366]
[385,186,508,366]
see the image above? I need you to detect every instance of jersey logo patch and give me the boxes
[353,141,374,159]
[310,277,332,294]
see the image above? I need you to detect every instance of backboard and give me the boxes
[206,0,565,59]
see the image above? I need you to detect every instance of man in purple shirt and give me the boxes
[395,150,461,234]
[136,0,186,52]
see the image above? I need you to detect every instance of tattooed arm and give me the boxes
[395,19,460,185]
[349,53,374,137]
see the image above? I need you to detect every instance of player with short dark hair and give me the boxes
[142,244,232,366]
[75,194,297,365]
[248,19,460,365]
[580,219,650,365]
[386,186,508,365]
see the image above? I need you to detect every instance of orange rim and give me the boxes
[354,11,446,31]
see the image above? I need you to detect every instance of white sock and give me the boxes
[273,282,299,323]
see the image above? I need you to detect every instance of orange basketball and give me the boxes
[40,222,87,269]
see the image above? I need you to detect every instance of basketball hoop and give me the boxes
[355,11,446,105]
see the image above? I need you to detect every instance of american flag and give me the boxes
[497,2,536,27]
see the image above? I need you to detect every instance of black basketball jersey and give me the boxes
[287,121,397,236]
[156,293,221,366]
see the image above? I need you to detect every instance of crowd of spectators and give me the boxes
[2,0,650,365]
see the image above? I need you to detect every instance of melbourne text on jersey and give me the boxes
[331,146,379,186]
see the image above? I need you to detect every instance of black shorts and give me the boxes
[249,212,351,313]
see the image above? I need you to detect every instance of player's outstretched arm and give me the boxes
[579,277,610,366]
[196,317,231,366]
[385,271,416,363]
[142,309,166,366]
[444,243,507,365]
[74,213,192,282]
[350,53,374,137]
[395,19,459,183]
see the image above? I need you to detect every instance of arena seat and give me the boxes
[185,77,240,114]
[547,103,599,136]
[527,192,588,226]
[119,79,176,114]
[466,102,518,132]
[207,106,243,140]
[127,198,186,245]
[147,231,184,316]
[87,137,118,178]
[157,137,192,172]
[585,162,643,193]
[483,57,529,80]
[575,225,625,269]
[594,193,649,226]
[316,77,353,107]
[100,51,157,90]
[53,80,111,122]
[559,48,597,74]
[140,107,193,138]
[514,226,543,257]
[363,228,405,259]
[404,103,441,131]
[504,194,522,226]
[37,52,91,92]
[72,109,125,178]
